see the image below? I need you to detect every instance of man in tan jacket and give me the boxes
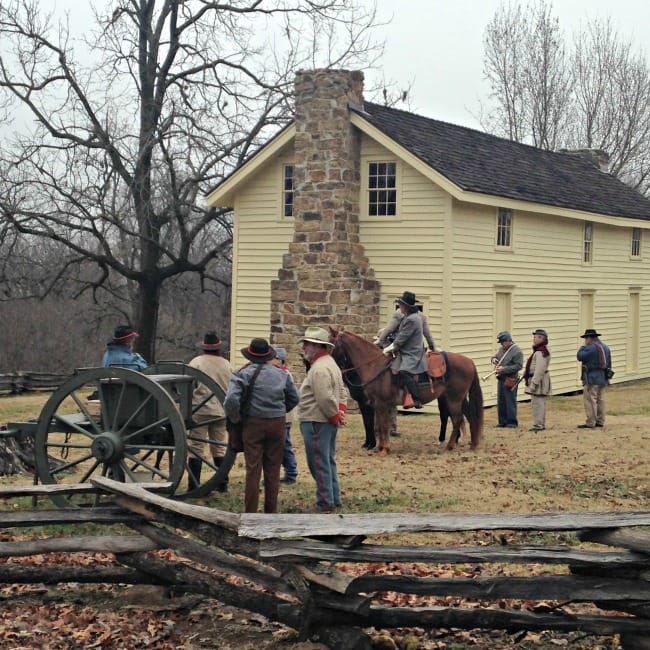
[297,326,349,513]
[188,331,232,491]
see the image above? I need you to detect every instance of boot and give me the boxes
[401,372,423,409]
[213,456,228,493]
[187,457,202,491]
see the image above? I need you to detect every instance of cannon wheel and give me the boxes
[144,362,236,498]
[34,367,187,507]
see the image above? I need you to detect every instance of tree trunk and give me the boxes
[134,278,161,364]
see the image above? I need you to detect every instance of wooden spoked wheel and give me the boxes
[34,367,187,507]
[144,362,235,498]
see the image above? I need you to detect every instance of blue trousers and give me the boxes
[300,421,341,511]
[497,378,519,426]
[282,423,298,481]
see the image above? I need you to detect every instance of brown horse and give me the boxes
[331,329,483,455]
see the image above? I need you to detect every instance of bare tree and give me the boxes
[480,1,650,194]
[568,18,650,194]
[481,0,571,149]
[0,0,382,361]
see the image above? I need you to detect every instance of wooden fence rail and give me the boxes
[0,479,649,649]
[0,371,68,394]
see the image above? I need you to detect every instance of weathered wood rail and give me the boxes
[0,371,68,394]
[0,479,649,649]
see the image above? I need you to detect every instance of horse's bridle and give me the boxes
[334,333,392,388]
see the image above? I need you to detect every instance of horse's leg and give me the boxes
[444,400,464,451]
[438,396,449,443]
[374,404,391,456]
[359,399,376,449]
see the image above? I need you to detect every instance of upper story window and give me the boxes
[283,164,293,217]
[496,208,512,247]
[631,227,642,257]
[583,221,593,263]
[368,161,397,216]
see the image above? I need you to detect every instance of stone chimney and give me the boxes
[559,148,610,172]
[270,69,381,369]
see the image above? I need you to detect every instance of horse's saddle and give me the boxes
[426,351,447,381]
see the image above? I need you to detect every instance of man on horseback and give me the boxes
[382,291,428,409]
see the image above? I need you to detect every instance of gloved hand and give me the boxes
[372,336,382,346]
[382,343,396,357]
[328,402,347,426]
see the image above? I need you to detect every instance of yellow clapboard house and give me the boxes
[207,69,650,404]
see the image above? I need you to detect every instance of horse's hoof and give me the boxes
[379,447,389,457]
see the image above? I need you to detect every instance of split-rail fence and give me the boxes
[0,479,649,650]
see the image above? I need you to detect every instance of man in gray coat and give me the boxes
[383,291,428,408]
[493,331,523,428]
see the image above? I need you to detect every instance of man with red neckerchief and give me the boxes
[297,326,349,514]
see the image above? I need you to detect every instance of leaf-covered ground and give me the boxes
[1,381,649,648]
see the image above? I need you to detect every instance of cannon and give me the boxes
[1,363,235,507]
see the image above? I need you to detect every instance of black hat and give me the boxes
[113,325,139,341]
[200,331,222,350]
[241,338,276,363]
[396,291,420,310]
[532,328,548,338]
[580,328,601,338]
[497,331,512,343]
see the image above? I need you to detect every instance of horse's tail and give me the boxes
[467,367,484,449]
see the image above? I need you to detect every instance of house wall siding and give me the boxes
[358,134,448,342]
[450,201,649,401]
[229,153,295,366]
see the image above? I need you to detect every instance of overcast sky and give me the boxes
[371,0,650,129]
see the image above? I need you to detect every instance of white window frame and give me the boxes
[583,222,593,264]
[631,227,642,258]
[361,159,399,219]
[496,208,513,248]
[282,163,294,218]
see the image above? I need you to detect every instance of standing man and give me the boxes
[382,291,428,409]
[577,328,612,429]
[187,331,233,492]
[224,338,299,513]
[524,328,552,432]
[493,331,523,428]
[101,325,147,370]
[297,326,348,514]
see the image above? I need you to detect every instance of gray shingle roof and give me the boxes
[354,101,650,221]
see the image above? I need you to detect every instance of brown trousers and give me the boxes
[242,415,285,513]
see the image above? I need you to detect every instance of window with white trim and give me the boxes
[496,208,512,247]
[367,161,397,216]
[282,164,293,217]
[631,227,641,257]
[583,222,593,263]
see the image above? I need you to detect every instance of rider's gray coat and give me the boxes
[390,311,428,375]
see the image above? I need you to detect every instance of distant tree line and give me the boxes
[481,0,650,195]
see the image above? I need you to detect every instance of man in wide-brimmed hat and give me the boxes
[224,338,299,514]
[382,291,428,409]
[492,331,523,428]
[187,332,232,492]
[297,326,348,513]
[101,325,147,370]
[577,328,612,429]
